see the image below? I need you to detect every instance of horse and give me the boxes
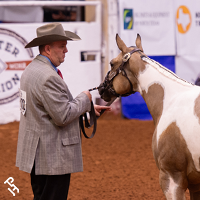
[98,34,200,200]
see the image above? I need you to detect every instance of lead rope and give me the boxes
[79,86,117,139]
[79,101,97,139]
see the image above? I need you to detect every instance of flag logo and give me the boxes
[176,5,192,34]
[124,9,133,30]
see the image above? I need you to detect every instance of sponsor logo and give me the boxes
[0,28,33,105]
[176,5,192,34]
[134,12,169,26]
[195,12,200,26]
[124,9,133,30]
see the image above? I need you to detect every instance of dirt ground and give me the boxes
[0,112,190,200]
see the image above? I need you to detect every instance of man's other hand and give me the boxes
[94,105,112,116]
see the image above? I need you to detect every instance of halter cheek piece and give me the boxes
[99,47,143,97]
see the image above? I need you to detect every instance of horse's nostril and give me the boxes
[99,87,105,95]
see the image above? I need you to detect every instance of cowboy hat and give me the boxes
[25,22,81,48]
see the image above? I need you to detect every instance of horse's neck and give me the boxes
[137,58,193,125]
[138,58,192,94]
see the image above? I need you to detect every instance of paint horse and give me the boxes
[98,34,200,200]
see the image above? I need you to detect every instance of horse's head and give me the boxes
[99,34,146,102]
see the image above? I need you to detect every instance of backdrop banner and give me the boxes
[176,55,200,84]
[174,0,200,84]
[0,22,101,124]
[119,0,200,120]
[175,0,200,56]
[118,0,175,56]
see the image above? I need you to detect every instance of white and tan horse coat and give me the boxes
[100,35,200,200]
[140,57,200,199]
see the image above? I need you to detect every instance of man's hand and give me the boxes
[94,105,112,116]
[83,91,92,102]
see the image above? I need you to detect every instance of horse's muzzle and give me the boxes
[98,83,114,102]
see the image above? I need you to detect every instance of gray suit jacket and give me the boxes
[16,55,91,175]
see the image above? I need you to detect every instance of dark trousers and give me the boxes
[30,164,71,200]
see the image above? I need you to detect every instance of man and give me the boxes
[16,22,111,200]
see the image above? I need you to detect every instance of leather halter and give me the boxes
[101,47,143,97]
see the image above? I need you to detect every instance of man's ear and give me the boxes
[44,44,51,55]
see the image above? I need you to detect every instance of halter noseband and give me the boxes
[98,47,143,97]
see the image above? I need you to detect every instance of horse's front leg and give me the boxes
[159,169,188,200]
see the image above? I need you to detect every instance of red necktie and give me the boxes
[57,69,63,79]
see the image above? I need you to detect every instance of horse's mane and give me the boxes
[142,56,193,86]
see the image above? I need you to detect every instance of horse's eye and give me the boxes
[110,62,114,68]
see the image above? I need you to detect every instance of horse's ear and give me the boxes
[116,34,127,53]
[136,34,143,52]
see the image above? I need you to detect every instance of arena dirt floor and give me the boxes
[0,112,190,200]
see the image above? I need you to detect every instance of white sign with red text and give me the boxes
[0,22,101,124]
